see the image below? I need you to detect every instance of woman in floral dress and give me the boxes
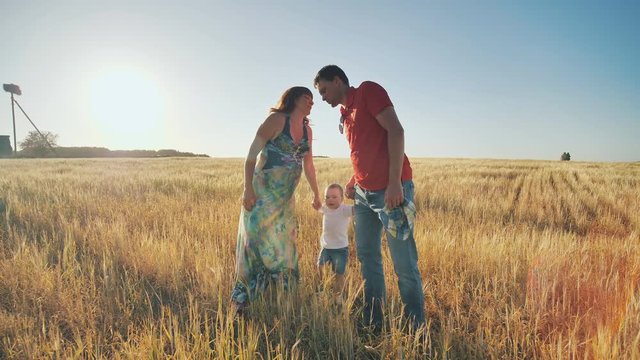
[231,87,321,314]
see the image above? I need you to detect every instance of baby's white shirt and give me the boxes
[319,203,353,249]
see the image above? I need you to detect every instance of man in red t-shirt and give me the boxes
[314,65,425,328]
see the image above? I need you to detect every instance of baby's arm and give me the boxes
[345,204,354,217]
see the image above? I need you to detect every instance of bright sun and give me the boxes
[89,68,165,146]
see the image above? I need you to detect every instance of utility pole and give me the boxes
[3,83,56,157]
[3,83,22,156]
[11,92,16,156]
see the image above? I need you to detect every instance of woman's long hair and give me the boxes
[270,86,312,124]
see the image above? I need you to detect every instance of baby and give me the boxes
[317,183,354,303]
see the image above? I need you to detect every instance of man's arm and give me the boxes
[376,106,405,209]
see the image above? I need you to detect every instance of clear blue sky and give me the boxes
[1,0,638,161]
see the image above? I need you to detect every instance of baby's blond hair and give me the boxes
[325,183,344,197]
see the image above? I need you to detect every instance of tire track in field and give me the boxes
[532,172,557,231]
[565,171,594,236]
[502,174,524,224]
[520,171,554,232]
[549,172,557,194]
[572,172,598,224]
[558,171,584,235]
[574,172,634,237]
[547,173,560,222]
[557,170,635,238]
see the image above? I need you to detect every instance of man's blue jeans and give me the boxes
[354,180,425,327]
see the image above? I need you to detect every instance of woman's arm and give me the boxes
[303,125,322,210]
[242,113,284,211]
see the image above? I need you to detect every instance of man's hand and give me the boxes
[384,181,404,209]
[345,182,356,200]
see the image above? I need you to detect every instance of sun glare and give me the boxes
[89,68,165,147]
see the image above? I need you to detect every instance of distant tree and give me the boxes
[157,149,180,157]
[19,130,58,157]
[55,147,111,158]
[561,152,571,161]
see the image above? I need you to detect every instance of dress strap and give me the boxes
[302,119,308,141]
[282,115,291,137]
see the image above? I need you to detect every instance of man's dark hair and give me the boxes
[314,65,349,87]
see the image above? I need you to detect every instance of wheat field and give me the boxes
[0,158,638,359]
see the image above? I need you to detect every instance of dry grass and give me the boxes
[0,157,638,359]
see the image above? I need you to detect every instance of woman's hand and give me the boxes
[242,188,257,211]
[312,195,322,210]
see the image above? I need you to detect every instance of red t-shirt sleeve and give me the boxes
[362,81,393,117]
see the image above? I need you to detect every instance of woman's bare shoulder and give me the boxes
[257,112,286,140]
[263,112,286,128]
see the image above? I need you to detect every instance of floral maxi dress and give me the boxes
[231,115,309,306]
